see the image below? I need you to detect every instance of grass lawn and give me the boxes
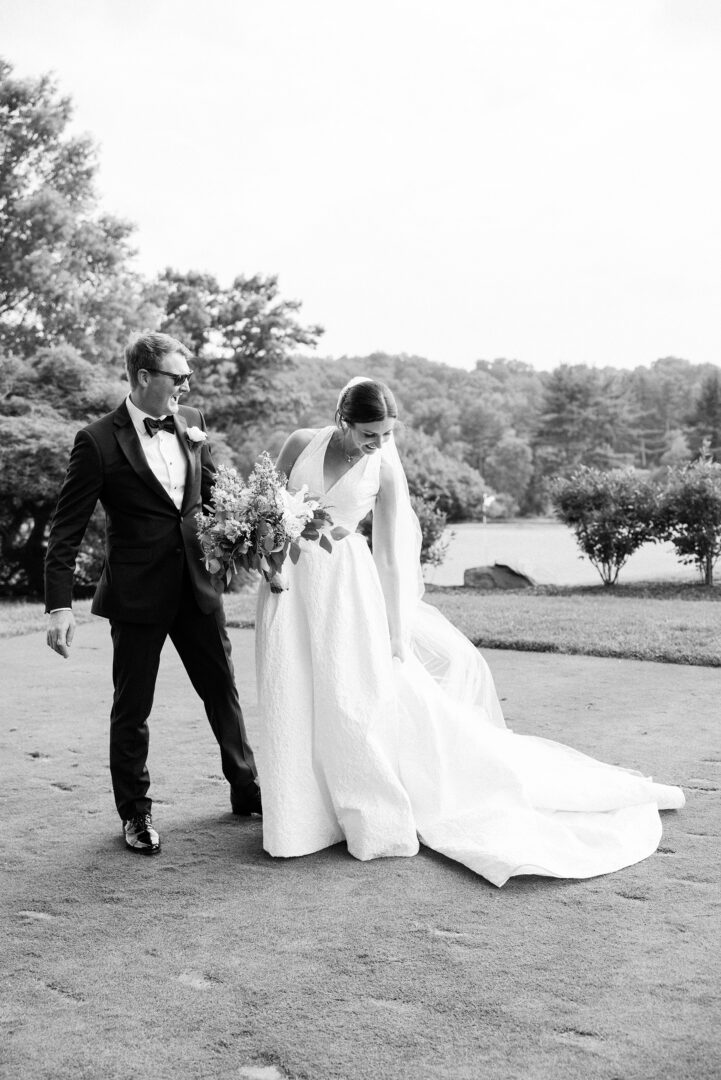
[6,579,720,665]
[424,582,721,667]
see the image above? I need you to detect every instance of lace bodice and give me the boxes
[289,426,380,532]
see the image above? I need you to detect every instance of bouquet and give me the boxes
[196,452,345,592]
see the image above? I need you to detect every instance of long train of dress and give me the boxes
[255,427,684,887]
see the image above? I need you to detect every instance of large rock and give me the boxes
[463,562,535,589]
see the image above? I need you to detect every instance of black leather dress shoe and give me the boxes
[230,787,262,816]
[123,812,161,854]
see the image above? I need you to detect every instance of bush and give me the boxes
[0,412,77,597]
[357,492,451,569]
[655,452,721,585]
[410,493,451,568]
[550,467,658,586]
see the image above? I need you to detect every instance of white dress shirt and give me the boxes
[125,395,187,511]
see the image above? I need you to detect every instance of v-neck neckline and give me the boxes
[321,428,364,494]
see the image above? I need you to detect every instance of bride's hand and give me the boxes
[391,636,408,662]
[268,569,289,593]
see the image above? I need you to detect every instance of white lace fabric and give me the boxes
[255,426,684,886]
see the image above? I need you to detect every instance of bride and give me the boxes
[254,377,684,887]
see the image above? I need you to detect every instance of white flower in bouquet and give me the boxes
[196,454,346,592]
[280,485,316,540]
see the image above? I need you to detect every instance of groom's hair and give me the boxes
[337,381,398,426]
[125,332,192,388]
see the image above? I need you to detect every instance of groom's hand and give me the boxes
[47,610,76,658]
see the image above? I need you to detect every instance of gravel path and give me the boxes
[2,621,718,1080]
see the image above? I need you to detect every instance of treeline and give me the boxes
[231,352,721,518]
[1,57,721,596]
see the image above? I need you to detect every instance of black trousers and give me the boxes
[108,574,257,820]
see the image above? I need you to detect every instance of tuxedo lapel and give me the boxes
[113,403,177,509]
[174,412,198,514]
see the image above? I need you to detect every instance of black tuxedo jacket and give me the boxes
[45,401,222,622]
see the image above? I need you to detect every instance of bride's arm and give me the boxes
[373,457,407,661]
[275,428,315,485]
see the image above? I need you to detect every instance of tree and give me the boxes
[158,269,323,430]
[687,369,721,459]
[483,433,533,507]
[627,358,718,468]
[0,341,124,595]
[398,427,486,521]
[534,365,637,478]
[658,429,692,468]
[0,58,156,360]
[0,59,159,594]
[0,412,75,594]
[655,448,721,586]
[458,397,507,474]
[550,467,659,586]
[473,358,545,442]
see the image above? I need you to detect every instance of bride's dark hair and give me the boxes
[336,380,398,426]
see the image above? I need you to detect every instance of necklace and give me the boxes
[336,431,360,463]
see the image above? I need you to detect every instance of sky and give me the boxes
[3,0,721,372]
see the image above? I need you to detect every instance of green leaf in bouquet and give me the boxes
[267,548,286,572]
[303,528,319,541]
[318,533,332,554]
[289,542,301,564]
[208,557,222,574]
[331,526,350,540]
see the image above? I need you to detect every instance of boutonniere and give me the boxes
[186,426,208,450]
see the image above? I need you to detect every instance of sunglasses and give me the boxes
[143,367,194,387]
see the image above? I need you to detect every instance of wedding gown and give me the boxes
[255,427,684,887]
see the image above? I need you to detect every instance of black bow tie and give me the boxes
[143,415,176,437]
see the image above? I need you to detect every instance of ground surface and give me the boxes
[2,622,719,1080]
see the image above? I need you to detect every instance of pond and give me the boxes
[421,520,699,588]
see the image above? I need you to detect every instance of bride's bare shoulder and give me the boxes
[276,427,321,477]
[292,426,319,443]
[282,427,319,455]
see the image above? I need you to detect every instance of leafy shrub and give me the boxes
[0,413,77,596]
[357,492,451,568]
[655,451,721,585]
[550,467,658,586]
[410,493,451,567]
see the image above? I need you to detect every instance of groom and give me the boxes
[45,331,261,855]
